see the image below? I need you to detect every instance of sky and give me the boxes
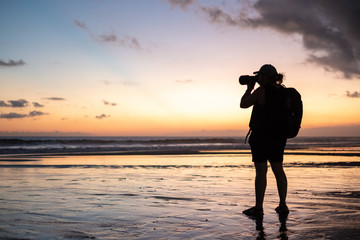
[0,0,360,137]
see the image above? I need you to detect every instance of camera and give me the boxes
[239,75,259,85]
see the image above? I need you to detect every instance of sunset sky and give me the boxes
[1,0,360,136]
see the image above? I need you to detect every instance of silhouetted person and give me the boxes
[240,64,289,218]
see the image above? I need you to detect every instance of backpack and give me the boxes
[246,85,302,142]
[281,87,303,138]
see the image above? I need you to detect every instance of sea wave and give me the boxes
[0,161,359,169]
[0,136,246,154]
[0,136,359,155]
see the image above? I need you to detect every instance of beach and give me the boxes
[0,137,359,239]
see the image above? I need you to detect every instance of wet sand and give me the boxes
[0,153,359,239]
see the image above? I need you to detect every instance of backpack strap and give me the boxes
[244,129,252,144]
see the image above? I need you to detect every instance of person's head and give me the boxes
[254,64,283,86]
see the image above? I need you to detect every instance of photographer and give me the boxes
[240,64,289,218]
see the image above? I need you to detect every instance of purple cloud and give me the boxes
[43,97,66,101]
[165,0,196,10]
[95,114,110,119]
[74,20,88,30]
[346,91,360,98]
[103,100,118,106]
[0,111,48,119]
[167,0,360,79]
[33,102,44,107]
[0,59,25,67]
[0,112,27,119]
[0,99,29,108]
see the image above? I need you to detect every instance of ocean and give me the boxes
[1,136,360,155]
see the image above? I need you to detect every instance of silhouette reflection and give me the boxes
[250,214,288,240]
[255,215,265,240]
[277,213,288,240]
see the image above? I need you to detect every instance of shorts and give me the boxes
[248,130,287,163]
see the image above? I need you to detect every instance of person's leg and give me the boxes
[254,162,268,210]
[244,131,268,217]
[270,161,287,206]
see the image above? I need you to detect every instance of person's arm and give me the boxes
[240,88,260,108]
[240,79,256,108]
[240,78,265,109]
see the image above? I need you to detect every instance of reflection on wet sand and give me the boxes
[249,213,288,240]
[0,154,359,239]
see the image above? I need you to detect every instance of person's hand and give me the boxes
[247,78,256,91]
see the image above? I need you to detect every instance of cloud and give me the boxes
[165,0,197,10]
[0,99,47,119]
[74,20,88,30]
[0,112,27,119]
[0,59,25,67]
[97,34,117,42]
[168,0,360,79]
[33,102,44,107]
[0,100,45,108]
[95,33,144,51]
[95,114,110,119]
[120,81,138,86]
[99,79,138,86]
[0,111,48,119]
[0,99,29,108]
[28,111,47,117]
[74,20,145,51]
[346,91,360,98]
[103,100,117,106]
[245,0,360,79]
[43,97,66,101]
[8,99,29,107]
[199,5,239,26]
[119,36,143,51]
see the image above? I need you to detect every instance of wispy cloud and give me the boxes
[120,81,138,86]
[0,59,25,67]
[0,99,46,108]
[95,114,110,119]
[74,20,145,51]
[94,33,144,51]
[103,100,117,106]
[99,80,138,86]
[200,5,239,26]
[97,34,117,43]
[165,0,197,10]
[346,91,360,98]
[0,99,29,108]
[74,20,88,30]
[33,102,44,107]
[118,35,143,51]
[28,111,47,117]
[0,111,48,119]
[167,0,360,79]
[0,113,27,119]
[43,97,66,101]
